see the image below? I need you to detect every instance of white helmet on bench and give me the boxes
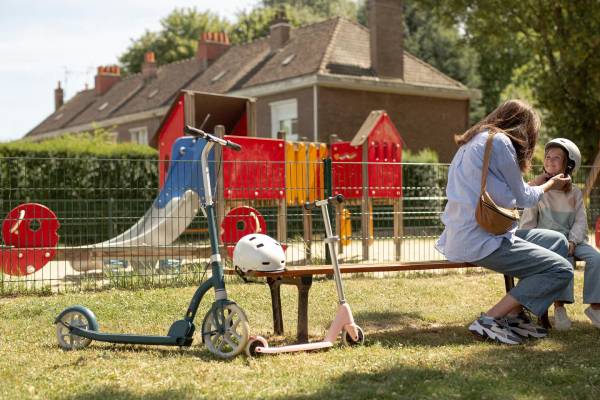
[233,233,286,273]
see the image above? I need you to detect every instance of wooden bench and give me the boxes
[228,262,550,342]
[229,261,511,342]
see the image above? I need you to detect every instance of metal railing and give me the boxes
[1,156,598,294]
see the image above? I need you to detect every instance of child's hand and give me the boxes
[568,241,576,256]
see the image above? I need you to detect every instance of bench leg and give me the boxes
[503,274,551,329]
[267,277,284,335]
[296,276,313,343]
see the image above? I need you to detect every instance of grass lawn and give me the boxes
[1,270,599,399]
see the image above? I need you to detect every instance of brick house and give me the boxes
[25,0,477,161]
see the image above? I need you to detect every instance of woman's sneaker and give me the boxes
[505,312,548,339]
[584,306,600,328]
[554,306,572,330]
[468,314,523,345]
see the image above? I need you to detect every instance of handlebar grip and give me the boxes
[184,125,205,137]
[304,194,344,210]
[226,140,242,151]
[331,194,344,204]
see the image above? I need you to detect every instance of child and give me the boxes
[521,138,600,329]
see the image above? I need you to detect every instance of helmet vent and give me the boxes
[262,262,270,265]
[249,236,256,241]
[256,243,264,248]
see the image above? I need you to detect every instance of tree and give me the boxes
[433,0,600,163]
[118,8,230,74]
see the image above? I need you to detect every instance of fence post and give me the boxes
[277,130,287,245]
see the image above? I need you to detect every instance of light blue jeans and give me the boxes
[475,229,574,316]
[555,242,600,304]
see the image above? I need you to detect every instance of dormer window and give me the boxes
[211,70,227,83]
[281,54,295,66]
[98,102,109,111]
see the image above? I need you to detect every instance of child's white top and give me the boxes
[520,185,588,244]
[436,131,544,262]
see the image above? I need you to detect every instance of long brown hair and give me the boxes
[455,99,540,172]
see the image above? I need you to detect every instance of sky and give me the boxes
[0,0,260,142]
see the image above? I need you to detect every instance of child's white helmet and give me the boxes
[233,234,285,273]
[545,138,581,175]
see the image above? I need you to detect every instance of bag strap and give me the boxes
[480,132,495,195]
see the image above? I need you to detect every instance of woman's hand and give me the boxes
[540,173,571,192]
[530,173,550,186]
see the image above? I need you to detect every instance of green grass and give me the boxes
[1,270,599,399]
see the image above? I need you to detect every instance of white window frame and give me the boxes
[129,126,148,145]
[269,99,298,140]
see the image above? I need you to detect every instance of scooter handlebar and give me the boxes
[304,194,344,210]
[184,125,242,151]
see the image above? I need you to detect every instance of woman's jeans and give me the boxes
[475,229,574,316]
[555,242,600,304]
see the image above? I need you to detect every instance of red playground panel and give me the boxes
[331,111,403,199]
[223,136,285,200]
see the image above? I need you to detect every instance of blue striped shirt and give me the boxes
[436,131,544,262]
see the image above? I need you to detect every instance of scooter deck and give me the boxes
[256,341,333,354]
[70,327,192,346]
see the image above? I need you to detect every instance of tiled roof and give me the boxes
[186,38,271,93]
[27,16,469,137]
[69,75,145,126]
[112,58,205,117]
[240,18,339,88]
[323,18,465,88]
[25,89,96,137]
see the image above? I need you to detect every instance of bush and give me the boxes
[401,148,446,233]
[0,129,159,245]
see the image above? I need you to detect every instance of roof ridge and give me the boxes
[403,51,466,88]
[318,17,343,74]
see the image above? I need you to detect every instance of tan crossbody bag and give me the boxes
[475,132,520,235]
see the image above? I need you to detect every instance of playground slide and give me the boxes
[70,136,213,272]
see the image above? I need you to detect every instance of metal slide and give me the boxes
[70,136,213,271]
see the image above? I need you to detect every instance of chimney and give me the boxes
[142,51,158,81]
[197,32,230,68]
[54,81,64,111]
[94,65,121,96]
[368,0,404,79]
[269,10,291,52]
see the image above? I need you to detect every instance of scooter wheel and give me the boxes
[245,336,268,357]
[342,326,365,346]
[55,307,97,350]
[201,303,249,359]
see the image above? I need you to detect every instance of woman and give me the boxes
[436,99,573,345]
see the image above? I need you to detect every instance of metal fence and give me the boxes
[1,156,599,295]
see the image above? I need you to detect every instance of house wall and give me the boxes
[114,117,163,143]
[317,87,469,162]
[254,87,314,139]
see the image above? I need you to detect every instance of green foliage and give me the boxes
[402,148,445,231]
[0,129,158,245]
[432,0,600,164]
[118,8,231,74]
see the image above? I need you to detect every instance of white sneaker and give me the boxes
[554,306,572,330]
[584,306,600,328]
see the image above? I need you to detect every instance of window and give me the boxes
[129,126,148,145]
[270,99,298,141]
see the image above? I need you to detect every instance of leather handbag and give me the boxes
[475,132,520,235]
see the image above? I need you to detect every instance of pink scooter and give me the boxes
[245,194,364,356]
